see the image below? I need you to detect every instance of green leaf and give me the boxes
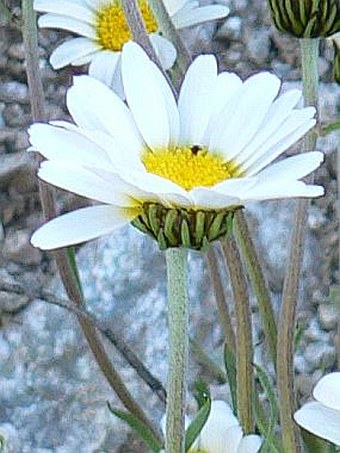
[302,428,338,453]
[185,395,211,452]
[321,121,340,135]
[254,364,280,453]
[107,403,162,452]
[193,378,210,409]
[224,344,237,413]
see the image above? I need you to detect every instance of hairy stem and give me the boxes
[277,37,320,453]
[221,238,254,433]
[165,248,189,453]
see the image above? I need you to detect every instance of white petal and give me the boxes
[67,75,143,157]
[162,0,187,17]
[231,89,304,166]
[257,151,324,181]
[38,13,96,39]
[294,401,340,446]
[190,187,241,209]
[88,50,121,91]
[31,205,138,250]
[34,0,94,23]
[122,41,179,149]
[38,160,135,206]
[49,37,99,69]
[225,425,244,453]
[210,73,281,160]
[172,4,229,29]
[313,372,340,411]
[243,113,316,176]
[149,34,177,71]
[178,54,218,144]
[237,435,262,453]
[28,123,113,168]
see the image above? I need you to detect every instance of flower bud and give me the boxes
[268,0,340,38]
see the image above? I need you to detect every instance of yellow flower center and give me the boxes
[95,1,158,51]
[142,146,240,191]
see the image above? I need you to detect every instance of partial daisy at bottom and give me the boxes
[294,372,340,446]
[33,0,229,93]
[160,400,262,453]
[28,42,324,251]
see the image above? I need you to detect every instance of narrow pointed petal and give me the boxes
[122,42,179,149]
[294,401,340,446]
[31,205,138,250]
[178,54,218,144]
[313,373,340,411]
[49,37,99,69]
[34,0,94,23]
[172,4,229,29]
[38,13,96,38]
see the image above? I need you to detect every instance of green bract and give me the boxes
[268,0,340,38]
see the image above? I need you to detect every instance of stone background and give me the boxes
[0,0,339,451]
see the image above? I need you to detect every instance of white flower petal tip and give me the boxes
[31,205,139,250]
[294,373,340,446]
[190,400,262,453]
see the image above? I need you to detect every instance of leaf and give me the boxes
[185,395,211,452]
[193,377,210,409]
[253,364,280,453]
[107,403,162,452]
[320,121,340,136]
[224,344,237,413]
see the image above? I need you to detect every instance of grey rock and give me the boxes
[0,81,29,104]
[318,304,338,331]
[3,229,42,265]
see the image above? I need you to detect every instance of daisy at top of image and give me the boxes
[33,0,229,93]
[294,372,340,446]
[28,42,324,251]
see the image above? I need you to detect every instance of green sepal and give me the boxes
[195,211,205,242]
[164,209,178,246]
[148,204,161,236]
[157,228,168,251]
[185,395,211,452]
[181,219,191,248]
[207,211,225,241]
[131,217,149,235]
[107,403,162,452]
[225,212,234,238]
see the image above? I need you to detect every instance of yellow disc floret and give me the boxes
[95,1,157,51]
[142,146,239,191]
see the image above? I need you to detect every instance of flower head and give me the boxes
[294,372,340,445]
[29,42,323,251]
[268,0,340,38]
[34,0,229,93]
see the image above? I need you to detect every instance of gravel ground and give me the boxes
[0,0,339,451]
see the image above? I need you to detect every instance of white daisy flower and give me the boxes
[29,42,323,251]
[33,0,229,93]
[294,372,340,446]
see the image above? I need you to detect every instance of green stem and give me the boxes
[221,238,254,433]
[165,248,189,453]
[234,211,277,365]
[277,37,319,453]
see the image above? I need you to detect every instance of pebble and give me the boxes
[2,229,42,266]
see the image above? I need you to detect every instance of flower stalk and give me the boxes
[221,238,254,434]
[165,248,189,453]
[277,37,320,453]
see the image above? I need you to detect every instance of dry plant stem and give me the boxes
[234,210,277,364]
[277,37,319,453]
[206,246,236,355]
[221,238,254,433]
[165,248,189,453]
[147,0,192,73]
[22,0,161,441]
